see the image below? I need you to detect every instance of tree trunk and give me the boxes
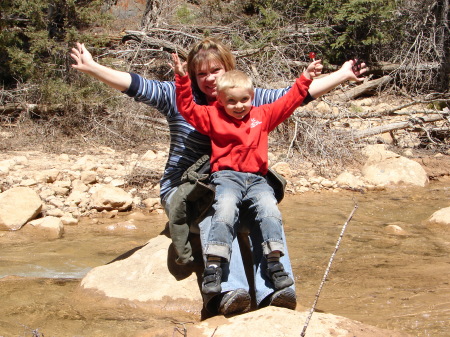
[141,0,162,30]
[435,0,450,91]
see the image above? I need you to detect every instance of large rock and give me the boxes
[184,306,412,337]
[75,235,203,319]
[0,187,42,230]
[362,145,429,187]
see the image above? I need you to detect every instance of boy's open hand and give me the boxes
[305,60,323,80]
[170,53,187,77]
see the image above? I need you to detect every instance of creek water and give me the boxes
[0,180,449,337]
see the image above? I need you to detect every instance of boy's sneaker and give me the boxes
[266,262,294,290]
[219,288,251,316]
[202,265,222,294]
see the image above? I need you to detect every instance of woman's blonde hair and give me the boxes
[187,38,236,91]
[216,70,254,94]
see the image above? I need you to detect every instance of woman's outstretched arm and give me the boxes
[70,42,132,92]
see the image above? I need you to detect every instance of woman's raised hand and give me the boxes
[70,42,95,73]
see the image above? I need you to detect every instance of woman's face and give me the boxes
[195,61,226,101]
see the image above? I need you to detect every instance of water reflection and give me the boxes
[282,181,449,337]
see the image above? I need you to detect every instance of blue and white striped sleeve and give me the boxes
[253,87,314,107]
[123,73,177,117]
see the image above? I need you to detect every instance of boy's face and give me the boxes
[217,87,254,120]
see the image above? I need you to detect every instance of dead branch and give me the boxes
[122,30,275,60]
[301,204,358,337]
[350,114,447,140]
[0,103,64,115]
[121,32,189,60]
[375,98,450,116]
[369,61,441,76]
[134,115,168,126]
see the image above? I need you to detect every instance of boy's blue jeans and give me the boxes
[162,175,295,308]
[205,170,285,261]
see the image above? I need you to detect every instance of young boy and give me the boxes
[171,53,322,295]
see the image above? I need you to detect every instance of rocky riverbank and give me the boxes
[1,143,450,234]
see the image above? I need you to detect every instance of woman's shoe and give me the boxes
[219,288,251,315]
[269,287,297,310]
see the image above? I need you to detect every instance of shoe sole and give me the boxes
[270,287,297,310]
[219,289,251,316]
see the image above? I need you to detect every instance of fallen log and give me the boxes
[337,75,392,101]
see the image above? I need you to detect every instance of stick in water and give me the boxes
[300,204,358,337]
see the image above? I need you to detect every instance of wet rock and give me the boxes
[0,187,42,230]
[427,206,450,225]
[104,220,138,232]
[75,235,411,337]
[385,224,409,235]
[77,235,203,318]
[27,216,64,238]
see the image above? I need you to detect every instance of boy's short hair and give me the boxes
[216,70,254,93]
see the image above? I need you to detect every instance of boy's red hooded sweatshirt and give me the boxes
[175,73,312,175]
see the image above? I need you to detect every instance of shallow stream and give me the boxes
[1,180,449,336]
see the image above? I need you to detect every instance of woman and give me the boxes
[70,38,367,315]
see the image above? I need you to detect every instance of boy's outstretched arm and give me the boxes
[70,42,131,92]
[308,59,368,98]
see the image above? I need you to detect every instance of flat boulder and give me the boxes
[75,235,203,319]
[90,184,133,211]
[188,306,412,337]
